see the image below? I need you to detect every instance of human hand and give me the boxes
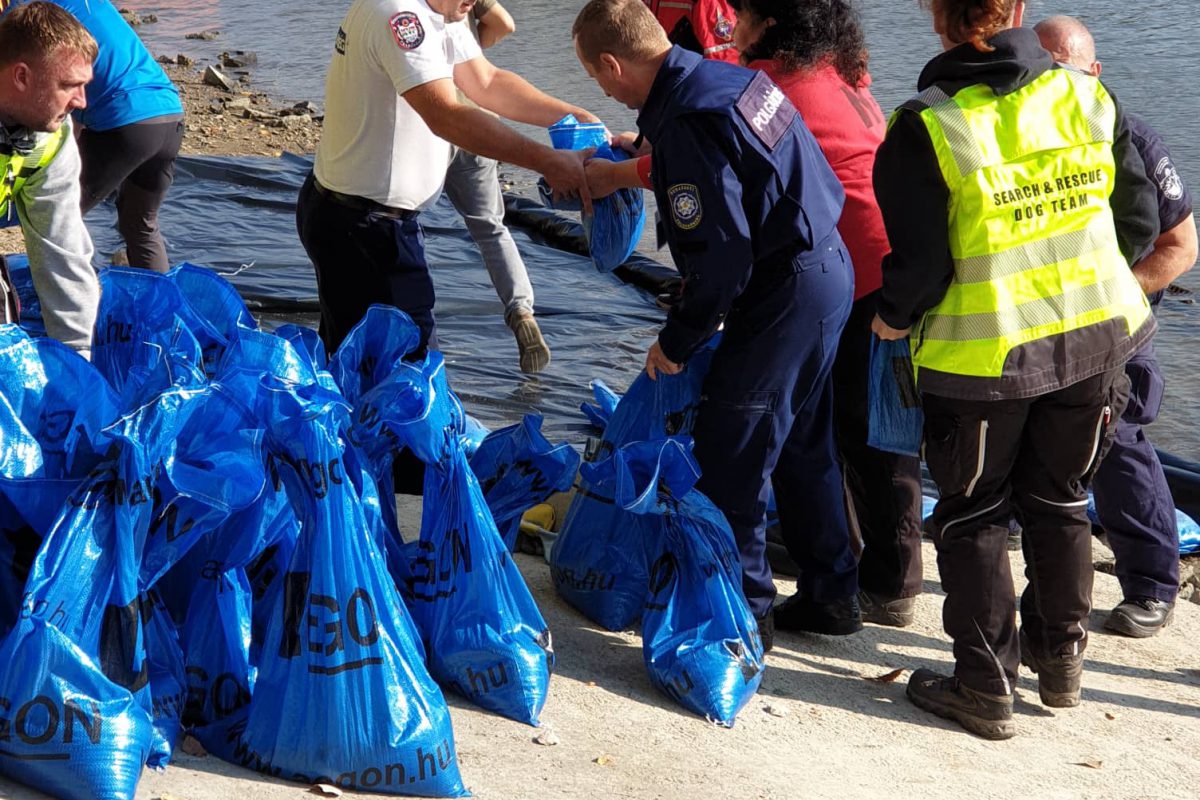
[610,130,650,157]
[870,313,911,341]
[574,108,602,124]
[645,341,682,381]
[584,157,641,200]
[542,147,595,215]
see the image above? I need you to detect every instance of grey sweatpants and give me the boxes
[443,146,534,319]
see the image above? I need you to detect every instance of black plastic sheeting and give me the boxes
[82,153,677,441]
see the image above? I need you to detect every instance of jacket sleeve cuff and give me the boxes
[657,318,708,365]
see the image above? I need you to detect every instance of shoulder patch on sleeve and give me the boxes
[389,11,425,50]
[668,183,702,230]
[735,71,797,151]
[1154,156,1185,201]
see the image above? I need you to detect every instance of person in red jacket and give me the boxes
[643,0,740,62]
[589,0,925,631]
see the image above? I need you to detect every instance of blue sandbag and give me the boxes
[204,329,466,796]
[579,379,621,431]
[1180,510,1200,555]
[867,336,923,457]
[0,329,121,634]
[585,438,764,725]
[552,344,716,631]
[538,114,646,272]
[335,310,553,725]
[470,414,580,551]
[0,337,207,798]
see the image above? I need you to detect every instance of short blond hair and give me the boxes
[0,1,98,69]
[573,0,670,64]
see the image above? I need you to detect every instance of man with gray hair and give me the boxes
[0,1,99,360]
[1036,15,1197,638]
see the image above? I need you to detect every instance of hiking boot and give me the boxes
[907,668,1016,740]
[1019,629,1083,708]
[508,309,551,374]
[858,590,916,628]
[773,593,863,636]
[1104,597,1174,639]
[756,612,775,655]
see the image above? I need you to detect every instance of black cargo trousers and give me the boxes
[922,366,1129,697]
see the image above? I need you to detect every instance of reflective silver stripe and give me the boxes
[1081,405,1110,475]
[974,620,1012,695]
[1063,70,1113,143]
[954,218,1117,285]
[1027,492,1090,509]
[899,85,952,114]
[940,497,1005,537]
[658,1,694,9]
[702,42,736,55]
[902,85,987,175]
[924,275,1124,342]
[927,98,987,176]
[964,420,989,498]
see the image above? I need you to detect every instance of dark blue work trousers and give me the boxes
[692,242,858,619]
[1091,342,1179,603]
[295,172,436,356]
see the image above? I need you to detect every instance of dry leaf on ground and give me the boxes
[864,668,905,683]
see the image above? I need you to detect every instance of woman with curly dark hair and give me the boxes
[872,0,1159,739]
[730,0,928,638]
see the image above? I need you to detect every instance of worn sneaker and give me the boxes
[907,668,1015,740]
[1019,629,1083,708]
[1105,597,1174,638]
[773,593,863,636]
[858,590,917,628]
[508,309,551,374]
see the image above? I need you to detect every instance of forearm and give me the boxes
[1132,215,1198,294]
[18,133,99,356]
[472,69,588,127]
[427,103,555,174]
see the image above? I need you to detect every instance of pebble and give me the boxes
[533,728,560,746]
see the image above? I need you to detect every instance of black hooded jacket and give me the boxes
[873,27,1161,337]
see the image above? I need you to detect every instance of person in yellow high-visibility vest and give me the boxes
[870,0,1160,740]
[0,2,99,359]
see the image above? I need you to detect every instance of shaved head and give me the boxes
[1034,15,1100,76]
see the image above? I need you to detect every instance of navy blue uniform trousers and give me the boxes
[295,172,436,356]
[296,172,431,493]
[1091,342,1179,603]
[692,242,858,619]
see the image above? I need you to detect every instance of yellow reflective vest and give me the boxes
[0,126,68,223]
[896,68,1153,398]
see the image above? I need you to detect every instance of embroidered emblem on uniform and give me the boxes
[335,27,348,55]
[668,183,702,230]
[735,71,797,150]
[390,11,425,50]
[1155,156,1184,201]
[715,13,733,41]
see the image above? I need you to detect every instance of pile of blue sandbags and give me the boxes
[0,260,572,799]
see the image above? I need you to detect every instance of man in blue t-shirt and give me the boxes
[2,0,185,272]
[1037,15,1198,639]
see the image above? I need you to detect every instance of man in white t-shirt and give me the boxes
[297,0,598,359]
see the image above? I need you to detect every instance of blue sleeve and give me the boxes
[1128,115,1193,232]
[654,119,756,363]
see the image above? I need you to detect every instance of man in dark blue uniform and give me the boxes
[1036,16,1198,638]
[573,0,861,651]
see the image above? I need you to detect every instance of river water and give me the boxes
[121,0,1200,457]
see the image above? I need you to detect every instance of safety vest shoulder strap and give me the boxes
[1,126,68,219]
